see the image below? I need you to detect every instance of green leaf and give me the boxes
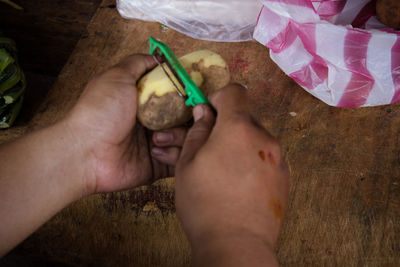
[0,37,18,59]
[2,72,25,104]
[0,49,15,73]
[0,63,21,95]
[0,0,24,10]
[0,63,17,83]
[0,98,7,115]
[0,95,23,129]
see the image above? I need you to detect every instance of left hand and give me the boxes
[0,54,188,256]
[66,54,186,195]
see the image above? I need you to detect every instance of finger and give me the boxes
[179,104,216,165]
[153,127,188,147]
[151,147,181,166]
[209,83,250,120]
[116,54,157,81]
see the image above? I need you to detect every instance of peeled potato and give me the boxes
[376,0,400,29]
[137,50,230,131]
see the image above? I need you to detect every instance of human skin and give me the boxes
[175,85,290,267]
[0,55,186,256]
[0,55,290,266]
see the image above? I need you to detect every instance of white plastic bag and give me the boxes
[254,0,400,108]
[116,0,263,42]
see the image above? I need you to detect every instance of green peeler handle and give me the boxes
[149,36,209,107]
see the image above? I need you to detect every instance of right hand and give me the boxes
[175,84,290,266]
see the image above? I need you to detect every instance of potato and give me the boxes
[137,50,230,131]
[376,0,400,30]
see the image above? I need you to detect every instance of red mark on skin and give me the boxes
[229,50,250,73]
[365,198,371,205]
[269,198,284,221]
[259,150,265,161]
[259,150,276,166]
[268,152,276,166]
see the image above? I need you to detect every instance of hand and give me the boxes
[175,84,290,266]
[0,54,189,255]
[66,54,187,194]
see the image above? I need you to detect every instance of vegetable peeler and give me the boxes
[149,36,209,107]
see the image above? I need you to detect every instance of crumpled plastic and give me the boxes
[116,0,263,42]
[254,0,400,108]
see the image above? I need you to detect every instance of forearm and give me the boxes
[0,120,89,256]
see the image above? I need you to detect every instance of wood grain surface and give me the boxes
[1,0,400,266]
[0,0,102,133]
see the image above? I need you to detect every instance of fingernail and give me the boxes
[193,105,204,122]
[155,132,173,143]
[151,147,165,156]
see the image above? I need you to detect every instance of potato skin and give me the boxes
[137,50,230,131]
[137,91,191,131]
[377,0,400,29]
[190,63,230,96]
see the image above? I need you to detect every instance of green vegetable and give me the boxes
[0,49,14,73]
[0,37,18,59]
[0,63,21,94]
[0,99,7,115]
[3,73,25,104]
[0,62,17,82]
[0,96,23,129]
[0,36,25,129]
[0,0,23,10]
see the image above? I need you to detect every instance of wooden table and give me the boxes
[2,0,400,266]
[0,0,102,125]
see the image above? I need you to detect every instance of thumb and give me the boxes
[179,104,216,165]
[116,54,157,81]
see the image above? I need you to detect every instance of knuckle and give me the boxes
[228,112,253,130]
[227,113,283,159]
[119,54,140,66]
[92,67,128,83]
[268,139,282,157]
[106,66,129,78]
[189,124,210,140]
[88,70,111,84]
[90,67,135,91]
[220,82,246,93]
[208,88,224,104]
[226,119,254,143]
[227,82,247,91]
[266,138,284,166]
[196,114,215,129]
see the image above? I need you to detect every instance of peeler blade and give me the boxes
[153,50,187,99]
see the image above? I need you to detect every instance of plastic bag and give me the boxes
[116,0,263,42]
[254,0,400,108]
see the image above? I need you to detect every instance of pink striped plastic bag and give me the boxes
[254,0,400,108]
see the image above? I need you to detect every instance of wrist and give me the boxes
[191,231,278,267]
[0,115,95,254]
[49,117,95,198]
